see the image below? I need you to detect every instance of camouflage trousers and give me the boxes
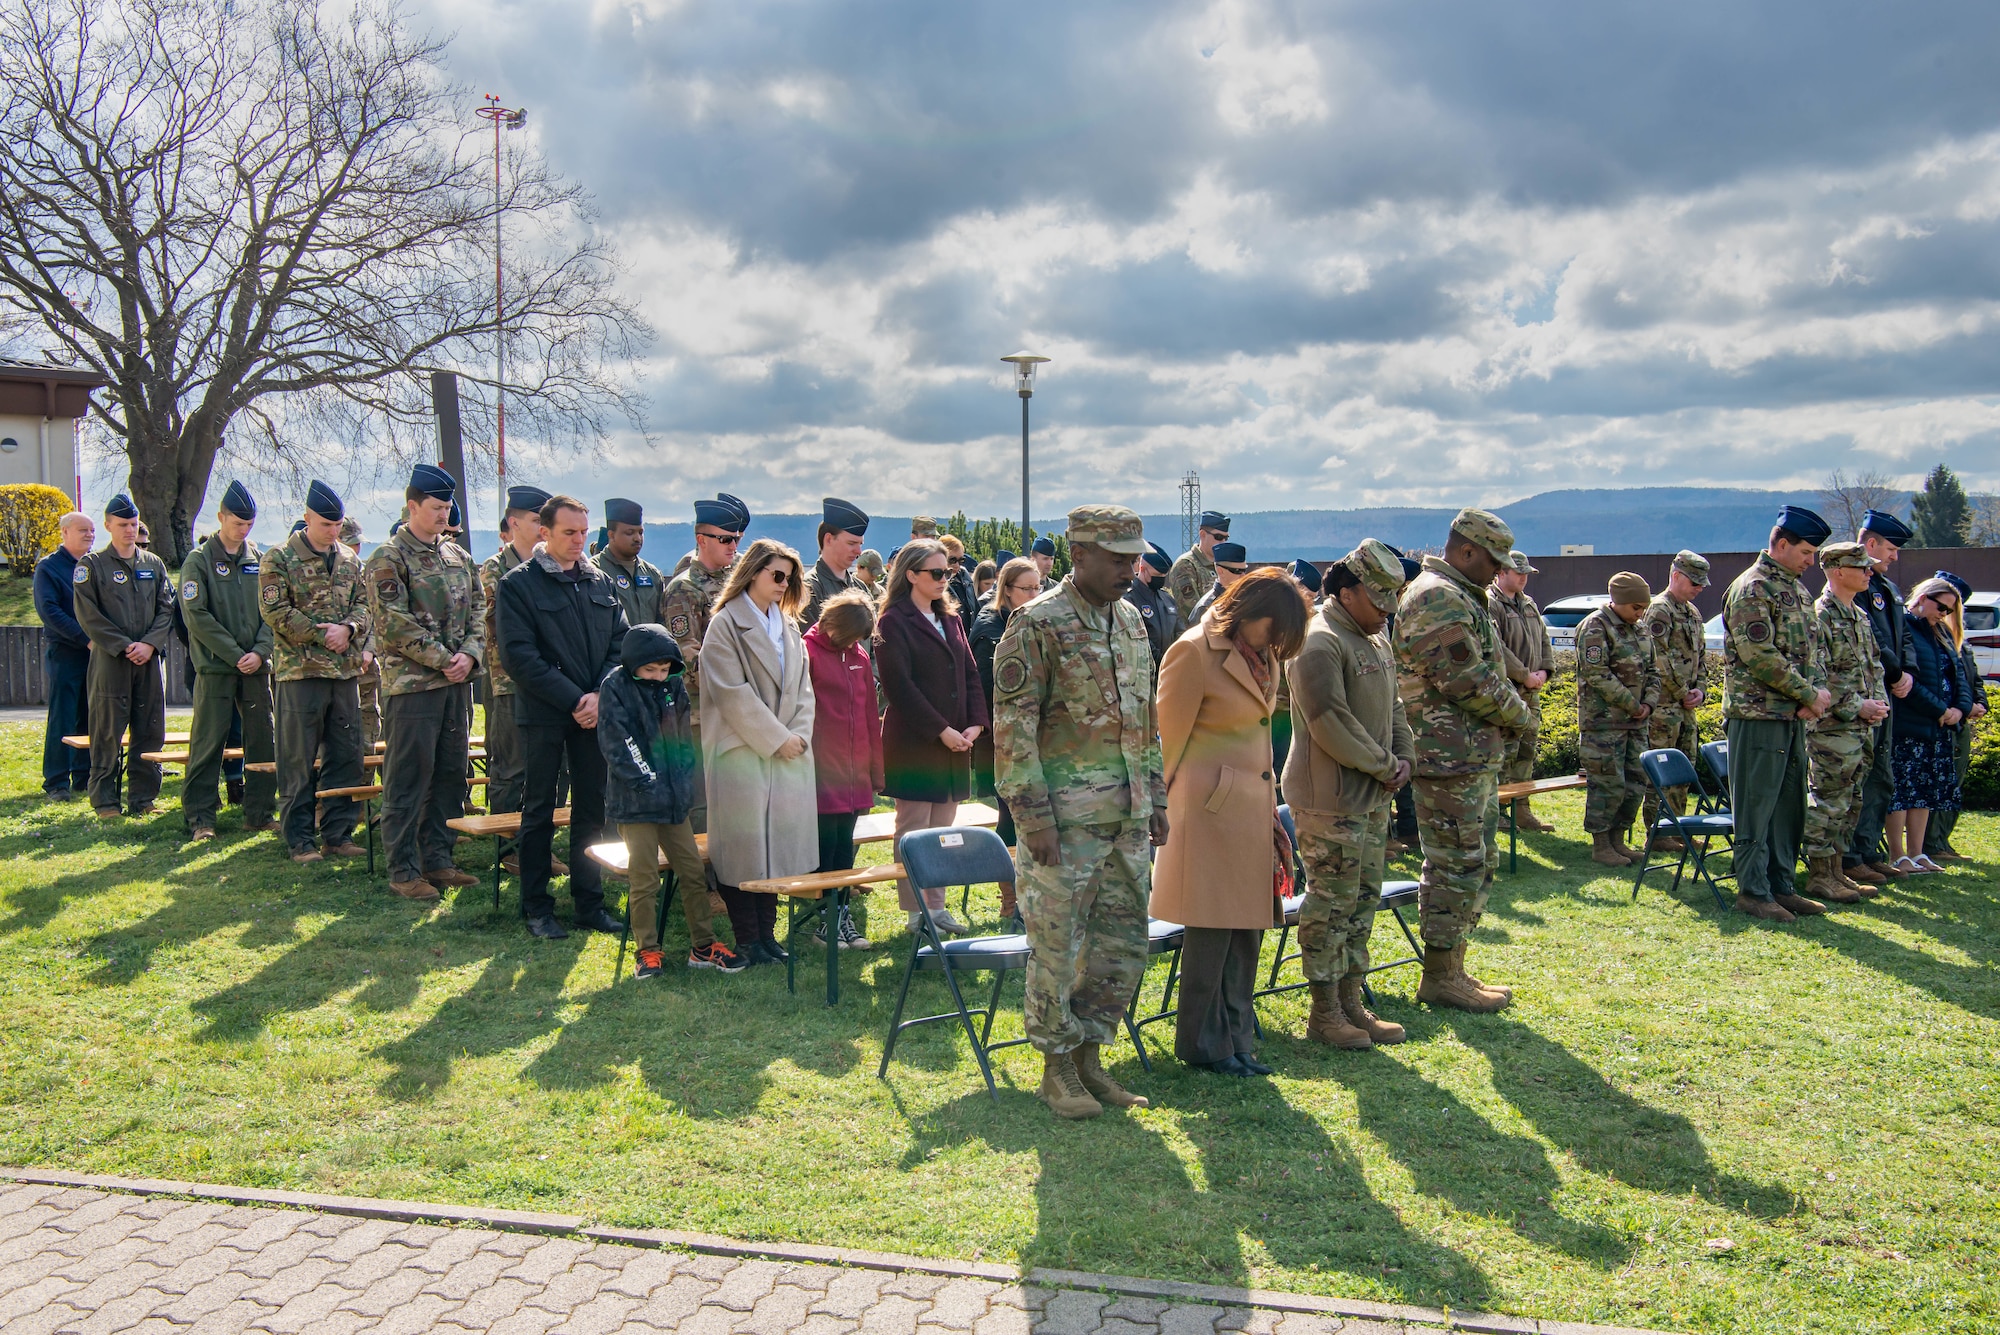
[1581,727,1647,835]
[1294,806,1389,983]
[1640,706,1698,834]
[1502,690,1541,785]
[1804,724,1875,859]
[358,667,382,751]
[1411,770,1499,949]
[1018,820,1150,1055]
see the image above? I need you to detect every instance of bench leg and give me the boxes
[1507,804,1518,874]
[364,799,375,877]
[491,837,502,913]
[828,889,843,1007]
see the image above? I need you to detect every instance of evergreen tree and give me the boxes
[1910,464,1971,547]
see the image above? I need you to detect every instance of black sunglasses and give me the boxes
[914,566,952,580]
[697,530,742,545]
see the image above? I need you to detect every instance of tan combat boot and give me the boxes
[1608,826,1643,863]
[1073,1042,1148,1108]
[1845,860,1886,887]
[1803,856,1861,904]
[1591,831,1629,866]
[1735,893,1794,923]
[1512,799,1554,833]
[1454,943,1513,1001]
[1338,975,1405,1044]
[1306,981,1371,1049]
[1648,833,1686,853]
[1038,1051,1102,1120]
[1836,862,1879,897]
[1417,947,1510,1013]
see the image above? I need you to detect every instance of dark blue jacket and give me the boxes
[1893,618,1973,740]
[1863,569,1912,691]
[596,625,699,826]
[34,548,88,655]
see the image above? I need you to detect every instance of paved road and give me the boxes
[1,1183,1423,1335]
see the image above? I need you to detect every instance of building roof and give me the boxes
[0,361,107,418]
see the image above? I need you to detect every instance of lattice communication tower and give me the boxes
[1179,470,1200,553]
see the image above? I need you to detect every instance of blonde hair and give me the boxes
[996,557,1041,607]
[938,533,965,558]
[885,539,957,617]
[713,537,805,621]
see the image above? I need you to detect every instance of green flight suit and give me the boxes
[73,544,174,813]
[179,534,277,831]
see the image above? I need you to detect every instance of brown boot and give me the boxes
[389,878,440,901]
[1338,975,1404,1044]
[1073,1042,1148,1108]
[1038,1052,1102,1120]
[1774,892,1827,917]
[1845,860,1885,886]
[1736,893,1794,923]
[1648,835,1686,853]
[1836,862,1879,897]
[1868,860,1906,881]
[1307,981,1371,1048]
[1512,799,1554,833]
[1608,827,1642,863]
[426,867,478,888]
[1803,856,1861,904]
[1454,943,1512,1001]
[1591,831,1630,866]
[1417,947,1509,1013]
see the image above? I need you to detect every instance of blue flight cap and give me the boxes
[1214,542,1247,565]
[823,497,869,536]
[994,549,1016,566]
[1776,505,1832,544]
[1290,558,1322,594]
[447,500,463,530]
[304,479,344,521]
[1399,556,1422,583]
[1860,509,1912,546]
[605,497,643,528]
[409,462,456,501]
[1143,541,1173,574]
[693,495,738,529]
[220,480,256,520]
[1199,511,1230,534]
[719,492,752,531]
[388,519,404,538]
[291,519,307,534]
[1937,570,1973,602]
[105,493,138,520]
[507,484,552,514]
[1030,537,1056,556]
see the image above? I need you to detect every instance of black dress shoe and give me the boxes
[526,915,569,939]
[1236,1053,1274,1075]
[226,779,245,805]
[573,907,624,933]
[1194,1054,1256,1077]
[759,934,790,963]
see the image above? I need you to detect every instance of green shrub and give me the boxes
[1534,653,1730,782]
[1966,710,1999,811]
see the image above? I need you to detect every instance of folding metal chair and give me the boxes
[1634,748,1735,909]
[878,827,1032,1102]
[1254,805,1312,999]
[1123,918,1187,1071]
[1699,738,1729,790]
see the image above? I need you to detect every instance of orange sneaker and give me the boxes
[635,947,666,979]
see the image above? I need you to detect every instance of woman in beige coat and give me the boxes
[701,538,818,965]
[1152,569,1310,1076]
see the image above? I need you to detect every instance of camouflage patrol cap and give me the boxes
[910,515,939,537]
[1450,507,1514,564]
[856,548,885,576]
[338,517,364,546]
[1671,549,1711,586]
[1818,541,1871,571]
[1067,504,1147,555]
[1508,550,1538,575]
[1343,538,1407,614]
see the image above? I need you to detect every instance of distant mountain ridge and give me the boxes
[456,487,1911,563]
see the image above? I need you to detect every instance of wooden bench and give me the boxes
[448,808,571,908]
[315,783,385,872]
[1498,773,1589,873]
[64,733,192,749]
[139,748,242,765]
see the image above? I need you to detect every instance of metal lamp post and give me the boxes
[476,94,527,528]
[1000,351,1050,544]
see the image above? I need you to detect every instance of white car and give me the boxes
[1705,613,1724,654]
[1967,592,1999,681]
[1542,594,1610,652]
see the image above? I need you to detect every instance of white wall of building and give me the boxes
[0,413,78,494]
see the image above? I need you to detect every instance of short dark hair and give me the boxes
[1209,567,1312,661]
[1323,563,1361,597]
[539,494,587,529]
[817,521,839,545]
[404,485,433,504]
[1771,526,1804,548]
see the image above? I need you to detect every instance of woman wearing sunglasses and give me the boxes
[701,539,818,962]
[1887,577,1975,874]
[876,539,988,936]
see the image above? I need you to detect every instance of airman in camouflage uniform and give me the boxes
[261,481,371,860]
[1392,509,1531,1011]
[1639,550,1710,844]
[994,504,1165,1119]
[1722,505,1832,921]
[339,517,382,750]
[177,481,276,838]
[1167,510,1228,623]
[1802,542,1888,902]
[1575,573,1660,864]
[1489,550,1553,831]
[481,485,550,858]
[365,465,485,900]
[661,494,748,839]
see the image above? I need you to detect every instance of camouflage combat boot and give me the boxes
[1038,1051,1101,1120]
[1803,856,1861,904]
[1591,831,1629,866]
[1454,943,1512,1001]
[1338,975,1404,1044]
[1512,799,1554,833]
[1607,826,1643,863]
[1307,981,1370,1049]
[1417,947,1510,1013]
[1835,861,1878,897]
[1072,1042,1148,1108]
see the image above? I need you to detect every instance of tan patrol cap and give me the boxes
[1067,504,1147,555]
[1671,549,1711,586]
[1343,538,1407,614]
[1818,541,1871,571]
[857,548,885,575]
[1451,508,1514,564]
[1508,550,1537,575]
[910,516,939,537]
[1608,571,1651,604]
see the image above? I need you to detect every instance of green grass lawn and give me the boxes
[0,572,43,625]
[0,716,1994,1334]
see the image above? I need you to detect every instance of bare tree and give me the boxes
[1816,468,1902,540]
[1969,494,2000,547]
[0,0,646,564]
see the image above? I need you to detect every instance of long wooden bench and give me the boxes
[312,783,386,872]
[139,749,243,764]
[1498,773,1589,873]
[63,733,193,749]
[448,808,571,908]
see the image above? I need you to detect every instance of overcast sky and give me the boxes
[123,0,2000,534]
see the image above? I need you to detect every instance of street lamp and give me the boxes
[476,94,527,528]
[1000,351,1050,544]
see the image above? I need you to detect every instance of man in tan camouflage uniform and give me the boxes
[994,504,1166,1120]
[1639,550,1710,851]
[261,481,371,864]
[365,464,485,902]
[1392,508,1532,1012]
[803,497,868,628]
[1722,505,1832,923]
[1802,541,1889,904]
[338,517,382,750]
[1489,550,1552,832]
[1167,510,1229,623]
[481,485,549,870]
[1284,539,1412,1051]
[661,494,749,841]
[1575,572,1660,867]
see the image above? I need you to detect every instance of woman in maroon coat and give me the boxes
[805,589,884,949]
[876,539,989,935]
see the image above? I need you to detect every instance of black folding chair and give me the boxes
[878,827,1031,1102]
[1123,918,1187,1071]
[1254,805,1312,999]
[1700,739,1729,790]
[1634,748,1735,909]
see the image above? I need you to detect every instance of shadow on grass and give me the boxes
[0,797,224,938]
[1807,871,2000,1022]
